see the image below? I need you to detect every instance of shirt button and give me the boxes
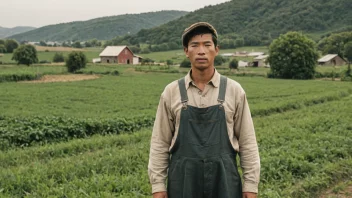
[202,94,206,97]
[198,91,202,95]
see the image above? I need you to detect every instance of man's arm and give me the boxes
[148,93,174,194]
[234,90,260,193]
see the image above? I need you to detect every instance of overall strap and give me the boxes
[218,75,227,105]
[178,78,188,105]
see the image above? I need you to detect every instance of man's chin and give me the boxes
[192,64,211,71]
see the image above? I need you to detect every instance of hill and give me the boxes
[117,0,352,47]
[0,26,36,39]
[8,10,188,42]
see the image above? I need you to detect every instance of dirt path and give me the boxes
[319,181,352,198]
[22,74,100,83]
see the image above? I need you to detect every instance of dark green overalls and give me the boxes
[167,76,242,198]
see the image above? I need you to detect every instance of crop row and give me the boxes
[0,97,351,197]
[0,116,154,150]
[1,86,351,150]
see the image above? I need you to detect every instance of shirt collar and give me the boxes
[185,69,220,90]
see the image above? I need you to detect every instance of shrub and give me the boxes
[214,55,227,66]
[229,58,239,70]
[180,58,191,68]
[65,51,87,73]
[53,53,65,62]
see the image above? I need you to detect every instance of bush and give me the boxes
[229,58,239,70]
[267,32,319,79]
[5,39,19,53]
[65,51,87,73]
[53,53,65,63]
[180,58,191,68]
[0,44,6,53]
[12,44,38,66]
[214,55,227,66]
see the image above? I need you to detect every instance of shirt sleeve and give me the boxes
[148,91,174,194]
[234,90,260,193]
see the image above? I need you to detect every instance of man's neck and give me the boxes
[191,66,215,91]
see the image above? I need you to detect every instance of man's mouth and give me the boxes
[196,58,208,62]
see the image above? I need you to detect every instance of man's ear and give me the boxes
[184,47,189,58]
[215,45,220,56]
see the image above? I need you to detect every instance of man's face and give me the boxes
[184,33,219,71]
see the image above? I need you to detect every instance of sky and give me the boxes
[0,0,230,28]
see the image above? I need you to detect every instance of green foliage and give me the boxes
[72,41,82,48]
[52,52,65,63]
[39,41,47,46]
[0,39,5,45]
[9,11,188,42]
[4,39,19,53]
[229,58,239,70]
[344,41,352,77]
[0,44,6,53]
[166,60,173,66]
[214,55,227,66]
[116,0,352,47]
[180,58,191,68]
[268,32,319,79]
[318,32,352,58]
[65,51,87,73]
[11,44,38,66]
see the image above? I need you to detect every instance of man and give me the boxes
[148,22,260,198]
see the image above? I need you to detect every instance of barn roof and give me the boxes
[99,46,129,57]
[318,54,338,62]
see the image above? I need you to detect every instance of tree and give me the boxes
[229,58,239,71]
[72,41,82,48]
[0,44,6,53]
[267,32,319,79]
[214,55,227,66]
[5,39,19,53]
[39,41,47,46]
[53,52,65,63]
[65,51,87,73]
[180,58,191,68]
[166,59,173,69]
[12,44,38,66]
[344,41,352,77]
[318,32,352,58]
[0,39,5,45]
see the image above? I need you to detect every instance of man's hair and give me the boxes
[183,26,218,48]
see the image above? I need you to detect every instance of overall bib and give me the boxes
[167,76,242,198]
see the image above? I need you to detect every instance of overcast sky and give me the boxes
[0,0,230,28]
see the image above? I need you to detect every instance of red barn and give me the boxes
[99,46,135,64]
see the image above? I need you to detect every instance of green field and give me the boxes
[0,49,352,197]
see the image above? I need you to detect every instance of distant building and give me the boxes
[253,55,269,67]
[99,46,142,64]
[318,54,346,66]
[238,60,249,67]
[248,52,265,57]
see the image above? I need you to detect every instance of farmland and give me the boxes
[1,49,352,197]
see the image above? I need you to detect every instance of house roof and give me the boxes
[254,55,269,60]
[220,53,234,57]
[318,54,338,62]
[99,46,129,57]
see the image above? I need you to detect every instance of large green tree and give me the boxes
[267,32,319,79]
[344,41,352,76]
[5,39,19,53]
[318,32,352,58]
[12,45,38,66]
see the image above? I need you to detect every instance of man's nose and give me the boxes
[198,45,206,55]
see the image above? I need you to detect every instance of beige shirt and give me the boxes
[148,69,260,194]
